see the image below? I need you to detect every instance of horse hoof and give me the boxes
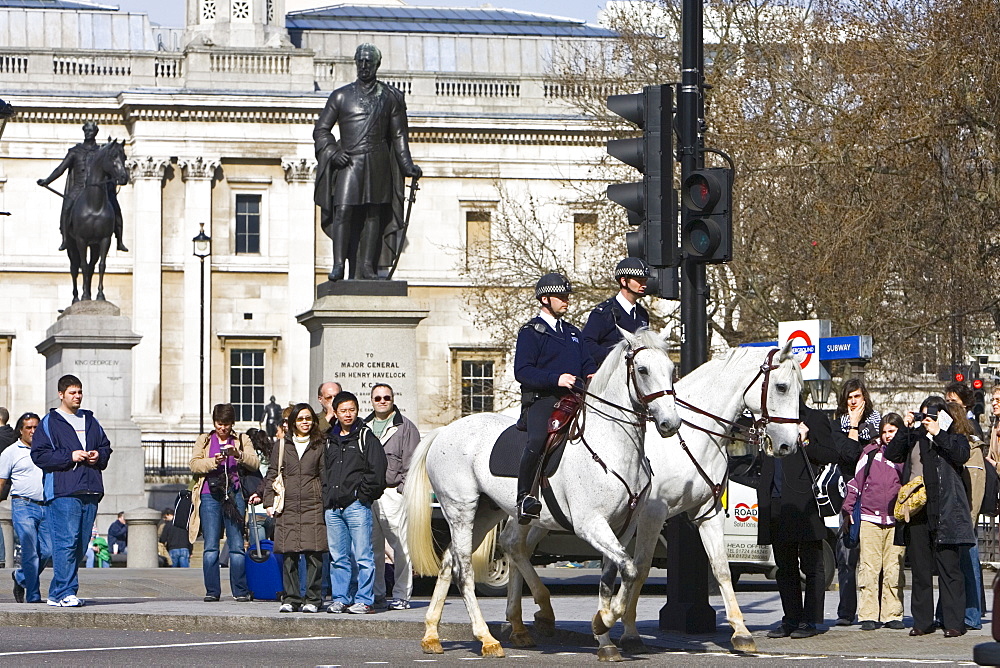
[592,611,612,637]
[597,645,623,662]
[619,635,649,654]
[732,633,756,653]
[421,638,444,654]
[533,614,556,637]
[481,641,505,658]
[509,630,535,648]
[97,293,106,301]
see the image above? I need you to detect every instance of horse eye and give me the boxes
[776,383,788,393]
[637,366,648,375]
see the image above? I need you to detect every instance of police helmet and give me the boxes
[615,257,651,280]
[535,272,572,299]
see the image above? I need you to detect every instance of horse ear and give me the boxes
[778,339,795,363]
[617,326,639,349]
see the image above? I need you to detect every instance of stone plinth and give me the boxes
[36,301,147,543]
[125,507,163,569]
[297,292,428,422]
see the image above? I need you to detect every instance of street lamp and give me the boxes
[192,223,212,435]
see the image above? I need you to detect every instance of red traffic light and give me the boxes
[954,372,965,383]
[973,378,984,390]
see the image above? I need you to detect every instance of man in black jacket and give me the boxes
[757,401,841,639]
[323,391,387,615]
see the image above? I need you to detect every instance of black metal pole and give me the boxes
[199,256,205,436]
[661,0,716,635]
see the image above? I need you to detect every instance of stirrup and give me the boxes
[517,495,542,525]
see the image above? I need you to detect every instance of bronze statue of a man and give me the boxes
[313,43,421,281]
[37,121,127,252]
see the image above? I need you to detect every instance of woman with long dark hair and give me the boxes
[264,403,327,613]
[886,395,974,636]
[188,403,259,602]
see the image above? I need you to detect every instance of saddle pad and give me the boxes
[488,424,568,479]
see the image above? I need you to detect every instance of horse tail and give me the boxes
[472,523,498,583]
[404,427,442,577]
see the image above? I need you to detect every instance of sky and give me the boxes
[114,0,606,27]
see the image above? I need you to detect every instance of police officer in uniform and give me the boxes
[582,258,651,368]
[513,273,596,524]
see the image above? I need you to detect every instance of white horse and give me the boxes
[503,342,803,660]
[405,329,681,659]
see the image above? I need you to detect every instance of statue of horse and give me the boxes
[500,342,803,659]
[404,328,681,660]
[66,139,128,302]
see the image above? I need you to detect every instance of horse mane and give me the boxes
[589,327,669,396]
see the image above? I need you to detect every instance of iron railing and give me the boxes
[143,439,195,477]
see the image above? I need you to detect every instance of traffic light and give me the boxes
[972,378,986,417]
[647,267,679,300]
[954,371,966,383]
[606,84,677,268]
[680,167,733,263]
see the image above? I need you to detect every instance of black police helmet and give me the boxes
[535,272,572,299]
[615,257,651,280]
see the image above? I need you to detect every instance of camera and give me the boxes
[912,411,937,422]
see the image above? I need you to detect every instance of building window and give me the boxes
[231,0,251,20]
[266,0,274,22]
[230,348,265,422]
[461,360,495,415]
[465,210,491,268]
[573,212,598,268]
[235,194,261,254]
[202,0,216,21]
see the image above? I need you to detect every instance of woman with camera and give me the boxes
[188,403,260,602]
[885,396,974,636]
[263,403,327,613]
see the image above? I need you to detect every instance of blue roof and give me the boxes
[286,4,615,38]
[0,0,118,9]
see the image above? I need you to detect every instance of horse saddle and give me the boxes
[488,394,582,479]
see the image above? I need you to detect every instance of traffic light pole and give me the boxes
[660,0,717,635]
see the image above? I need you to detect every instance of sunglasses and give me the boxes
[372,395,393,402]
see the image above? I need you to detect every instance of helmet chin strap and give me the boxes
[620,278,644,301]
[540,297,558,317]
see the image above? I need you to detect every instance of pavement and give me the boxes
[0,566,993,663]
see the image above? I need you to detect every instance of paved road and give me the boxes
[0,626,986,667]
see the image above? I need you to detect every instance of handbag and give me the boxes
[271,438,286,516]
[802,449,845,517]
[894,476,926,522]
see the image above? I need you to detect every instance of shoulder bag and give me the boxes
[894,476,926,522]
[802,448,845,517]
[271,438,286,516]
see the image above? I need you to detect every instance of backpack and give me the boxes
[801,448,845,517]
[981,459,1000,517]
[172,489,194,531]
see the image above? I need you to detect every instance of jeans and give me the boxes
[47,495,99,602]
[200,492,249,598]
[169,548,191,568]
[11,497,52,602]
[325,500,375,606]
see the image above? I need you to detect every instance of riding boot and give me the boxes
[58,222,67,252]
[115,227,128,252]
[516,450,545,525]
[356,215,381,280]
[328,220,349,282]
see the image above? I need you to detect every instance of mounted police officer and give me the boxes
[582,258,651,368]
[513,273,596,524]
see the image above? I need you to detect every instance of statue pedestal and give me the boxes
[298,288,428,422]
[36,301,147,542]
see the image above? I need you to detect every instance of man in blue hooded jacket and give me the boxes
[30,374,112,607]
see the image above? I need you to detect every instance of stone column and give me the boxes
[282,158,318,402]
[298,294,428,422]
[179,157,219,429]
[36,301,145,536]
[125,506,163,568]
[126,157,168,424]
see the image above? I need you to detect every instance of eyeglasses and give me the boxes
[295,416,313,422]
[372,396,393,402]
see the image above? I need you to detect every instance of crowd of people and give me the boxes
[758,377,997,639]
[189,382,418,614]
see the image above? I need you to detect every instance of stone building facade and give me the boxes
[0,0,614,438]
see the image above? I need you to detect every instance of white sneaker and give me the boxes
[279,603,296,613]
[326,601,346,613]
[301,603,318,613]
[47,595,84,607]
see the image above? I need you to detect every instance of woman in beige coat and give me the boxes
[188,403,259,602]
[264,403,327,612]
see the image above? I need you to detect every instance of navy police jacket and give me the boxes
[582,297,649,368]
[30,408,112,501]
[514,317,596,393]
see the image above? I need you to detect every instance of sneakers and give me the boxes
[203,595,220,602]
[388,598,411,610]
[301,603,319,613]
[233,594,253,602]
[789,622,820,639]
[326,601,346,613]
[834,617,852,626]
[884,620,905,630]
[517,494,542,525]
[766,623,793,638]
[12,573,24,604]
[279,603,297,613]
[347,602,375,614]
[47,595,84,607]
[860,620,878,631]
